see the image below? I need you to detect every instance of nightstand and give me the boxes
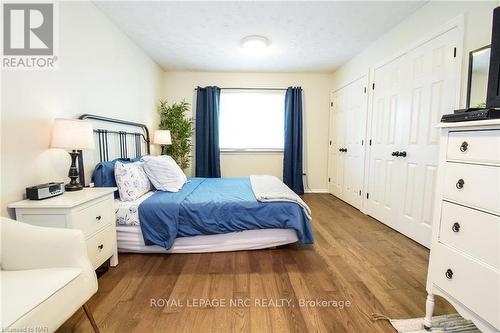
[8,187,118,269]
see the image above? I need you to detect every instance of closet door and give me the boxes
[342,77,368,209]
[366,56,407,227]
[395,28,460,247]
[366,27,460,247]
[331,89,346,197]
[328,92,337,194]
[328,76,368,210]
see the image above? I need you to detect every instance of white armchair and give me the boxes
[1,217,100,332]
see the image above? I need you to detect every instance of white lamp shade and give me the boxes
[50,119,95,150]
[153,130,172,145]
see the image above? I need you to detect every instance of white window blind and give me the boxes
[219,89,285,151]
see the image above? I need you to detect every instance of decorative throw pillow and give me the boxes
[114,161,152,201]
[141,155,187,192]
[92,157,143,198]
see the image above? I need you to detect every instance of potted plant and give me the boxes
[157,100,193,170]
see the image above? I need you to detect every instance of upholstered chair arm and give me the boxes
[1,217,94,273]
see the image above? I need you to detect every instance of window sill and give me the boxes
[220,149,284,154]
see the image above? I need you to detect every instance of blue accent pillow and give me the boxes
[92,157,144,197]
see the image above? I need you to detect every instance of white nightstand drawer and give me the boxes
[443,162,500,214]
[439,201,500,269]
[86,224,115,269]
[447,130,500,165]
[432,244,500,329]
[8,188,118,270]
[73,197,113,237]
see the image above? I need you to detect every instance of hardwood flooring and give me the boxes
[58,194,454,333]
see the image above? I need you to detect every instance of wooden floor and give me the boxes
[59,194,454,333]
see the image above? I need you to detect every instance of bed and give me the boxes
[114,187,302,254]
[78,114,314,253]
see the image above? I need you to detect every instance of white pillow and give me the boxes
[141,155,187,192]
[114,161,152,201]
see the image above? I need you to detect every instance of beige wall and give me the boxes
[1,2,164,217]
[331,1,496,109]
[163,72,331,192]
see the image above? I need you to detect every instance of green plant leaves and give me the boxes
[158,99,193,170]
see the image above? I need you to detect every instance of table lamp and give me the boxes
[50,119,95,191]
[153,130,171,155]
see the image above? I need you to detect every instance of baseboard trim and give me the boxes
[304,189,329,193]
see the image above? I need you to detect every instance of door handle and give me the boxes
[392,151,407,157]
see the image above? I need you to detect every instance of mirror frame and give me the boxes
[466,45,491,108]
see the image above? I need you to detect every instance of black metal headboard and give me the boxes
[78,114,151,185]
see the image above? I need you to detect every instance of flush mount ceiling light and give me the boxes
[241,35,270,53]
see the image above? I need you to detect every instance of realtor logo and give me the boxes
[2,3,58,69]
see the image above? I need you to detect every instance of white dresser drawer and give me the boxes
[86,224,115,269]
[443,162,500,214]
[432,244,500,329]
[72,197,113,237]
[439,201,500,269]
[447,130,500,165]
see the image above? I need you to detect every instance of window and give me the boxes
[219,90,285,151]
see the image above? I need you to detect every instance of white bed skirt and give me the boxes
[116,226,299,253]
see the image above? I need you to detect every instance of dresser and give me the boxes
[8,188,118,270]
[424,120,500,332]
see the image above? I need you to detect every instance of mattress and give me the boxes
[117,225,299,253]
[114,192,300,253]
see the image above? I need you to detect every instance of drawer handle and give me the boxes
[392,151,399,156]
[456,179,464,190]
[98,244,104,250]
[452,222,460,233]
[399,151,407,158]
[445,269,453,280]
[460,141,468,152]
[96,215,102,221]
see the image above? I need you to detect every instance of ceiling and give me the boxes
[94,1,427,73]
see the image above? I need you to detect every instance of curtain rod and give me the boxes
[195,87,287,91]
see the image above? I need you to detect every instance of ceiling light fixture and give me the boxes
[241,35,270,53]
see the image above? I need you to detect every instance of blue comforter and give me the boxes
[138,177,314,249]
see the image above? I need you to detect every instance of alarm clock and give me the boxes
[26,182,65,200]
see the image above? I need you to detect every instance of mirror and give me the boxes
[467,45,491,108]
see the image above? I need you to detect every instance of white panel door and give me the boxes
[328,92,338,194]
[395,29,460,247]
[366,27,460,247]
[328,76,368,210]
[366,55,407,227]
[330,89,346,197]
[343,78,368,209]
